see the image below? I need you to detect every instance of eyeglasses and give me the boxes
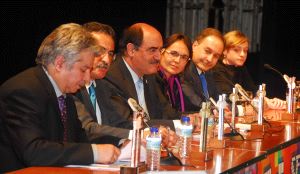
[164,49,190,62]
[97,45,115,59]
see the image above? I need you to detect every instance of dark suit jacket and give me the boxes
[74,79,131,142]
[181,61,219,112]
[0,66,94,172]
[211,60,257,96]
[103,57,180,129]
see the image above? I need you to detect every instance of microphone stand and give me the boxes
[209,97,244,141]
[121,111,146,174]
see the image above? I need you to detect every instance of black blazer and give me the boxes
[74,79,132,142]
[0,66,94,172]
[211,60,257,96]
[103,57,180,129]
[181,61,219,112]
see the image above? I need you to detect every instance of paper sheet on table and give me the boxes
[66,141,146,171]
[118,140,146,162]
[66,161,129,171]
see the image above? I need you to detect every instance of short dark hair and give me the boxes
[164,33,192,58]
[83,21,116,41]
[118,24,143,56]
[195,27,224,45]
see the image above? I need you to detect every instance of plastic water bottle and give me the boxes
[146,127,161,171]
[179,116,193,158]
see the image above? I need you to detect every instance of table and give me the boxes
[8,110,300,174]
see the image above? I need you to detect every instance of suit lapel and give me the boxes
[116,58,139,101]
[34,66,65,139]
[80,88,97,121]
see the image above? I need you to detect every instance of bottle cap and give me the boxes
[181,116,190,122]
[150,127,159,133]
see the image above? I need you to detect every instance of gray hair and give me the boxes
[36,23,99,69]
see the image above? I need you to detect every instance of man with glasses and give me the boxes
[74,22,132,145]
[103,23,179,147]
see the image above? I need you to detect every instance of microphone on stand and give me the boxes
[127,98,150,128]
[209,97,244,140]
[234,84,252,102]
[264,64,283,77]
[264,64,291,84]
[103,77,151,128]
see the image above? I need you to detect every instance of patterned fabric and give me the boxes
[88,83,96,110]
[58,95,67,141]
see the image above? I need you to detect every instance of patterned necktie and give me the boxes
[58,95,67,141]
[199,73,209,99]
[88,83,96,110]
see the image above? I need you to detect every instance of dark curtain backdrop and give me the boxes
[1,0,300,100]
[0,0,167,84]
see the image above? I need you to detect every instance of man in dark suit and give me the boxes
[182,28,224,112]
[74,22,131,143]
[104,23,179,146]
[0,23,120,173]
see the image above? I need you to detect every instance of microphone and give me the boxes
[103,77,151,127]
[264,64,283,76]
[127,98,151,123]
[209,97,244,140]
[234,84,252,101]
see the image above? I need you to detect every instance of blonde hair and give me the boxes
[223,30,248,49]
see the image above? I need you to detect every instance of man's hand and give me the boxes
[95,144,120,164]
[159,126,178,148]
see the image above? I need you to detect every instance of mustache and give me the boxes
[96,61,109,69]
[150,60,159,64]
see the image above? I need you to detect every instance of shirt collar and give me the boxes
[42,67,64,98]
[86,80,97,89]
[196,67,204,75]
[123,58,141,84]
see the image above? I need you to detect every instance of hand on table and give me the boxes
[95,144,120,164]
[159,126,178,148]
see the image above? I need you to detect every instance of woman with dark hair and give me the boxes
[156,33,192,112]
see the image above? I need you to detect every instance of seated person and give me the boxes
[212,30,285,116]
[156,33,192,113]
[0,23,120,173]
[181,28,224,112]
[74,22,178,147]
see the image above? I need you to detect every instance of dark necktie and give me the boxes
[88,84,96,110]
[58,95,67,141]
[199,73,209,99]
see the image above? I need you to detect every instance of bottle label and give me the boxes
[208,117,214,126]
[181,126,193,137]
[146,137,161,150]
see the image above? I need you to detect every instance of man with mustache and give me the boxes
[0,23,120,173]
[103,23,180,147]
[74,22,133,144]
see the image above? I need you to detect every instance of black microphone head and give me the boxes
[264,63,283,77]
